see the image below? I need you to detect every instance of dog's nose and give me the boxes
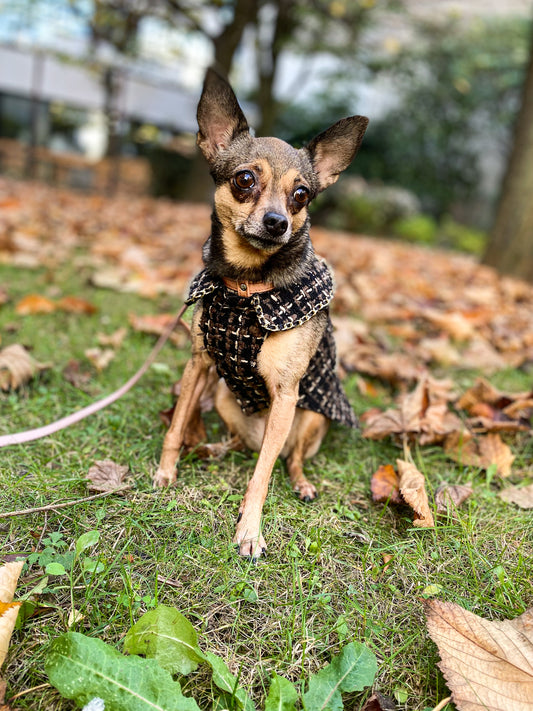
[263,212,288,238]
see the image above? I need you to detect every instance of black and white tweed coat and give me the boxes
[186,256,357,428]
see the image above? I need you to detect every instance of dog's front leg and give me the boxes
[154,305,211,487]
[234,385,298,558]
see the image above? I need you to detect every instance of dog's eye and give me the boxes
[234,171,255,190]
[293,186,309,205]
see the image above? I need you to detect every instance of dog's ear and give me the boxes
[306,116,369,192]
[197,68,250,165]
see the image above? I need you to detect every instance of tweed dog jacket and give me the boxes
[186,256,357,428]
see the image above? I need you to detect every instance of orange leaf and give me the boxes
[56,295,98,314]
[370,464,403,504]
[15,294,56,314]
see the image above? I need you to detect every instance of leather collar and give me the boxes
[222,276,275,298]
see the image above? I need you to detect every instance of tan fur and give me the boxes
[156,69,368,559]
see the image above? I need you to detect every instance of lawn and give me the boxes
[0,178,532,710]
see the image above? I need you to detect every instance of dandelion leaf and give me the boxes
[264,673,298,711]
[123,605,204,676]
[303,642,377,711]
[45,631,200,711]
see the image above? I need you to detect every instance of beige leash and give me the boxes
[0,304,189,448]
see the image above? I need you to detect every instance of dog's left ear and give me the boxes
[306,116,369,192]
[197,68,250,165]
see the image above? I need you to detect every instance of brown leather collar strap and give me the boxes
[223,276,275,297]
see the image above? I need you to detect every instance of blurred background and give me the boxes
[1,0,532,278]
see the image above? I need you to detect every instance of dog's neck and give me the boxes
[202,211,315,289]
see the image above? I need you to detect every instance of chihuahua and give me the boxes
[154,69,368,559]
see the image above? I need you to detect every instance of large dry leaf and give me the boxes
[0,561,24,669]
[397,459,434,528]
[478,434,515,478]
[445,432,515,477]
[86,460,130,492]
[425,599,533,711]
[499,483,533,509]
[363,375,462,445]
[0,344,48,390]
[0,561,24,604]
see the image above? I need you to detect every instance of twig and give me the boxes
[8,682,51,700]
[0,486,130,519]
[432,697,452,711]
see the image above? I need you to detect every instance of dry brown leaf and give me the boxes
[361,692,397,710]
[84,347,115,371]
[62,359,93,390]
[128,312,188,347]
[363,375,462,445]
[86,460,130,492]
[15,293,56,314]
[0,561,24,670]
[0,561,24,604]
[478,433,515,478]
[499,483,533,509]
[56,295,98,314]
[97,327,128,349]
[370,464,403,504]
[397,459,434,528]
[435,483,473,515]
[425,599,533,711]
[0,344,48,390]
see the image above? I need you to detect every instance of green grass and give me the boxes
[1,262,532,711]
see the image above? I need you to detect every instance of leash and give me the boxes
[0,304,189,448]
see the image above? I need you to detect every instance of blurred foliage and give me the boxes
[356,17,530,218]
[275,16,530,225]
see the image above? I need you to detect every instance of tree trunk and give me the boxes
[183,0,260,202]
[255,0,294,137]
[483,29,533,282]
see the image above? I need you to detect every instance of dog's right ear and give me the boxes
[196,68,249,165]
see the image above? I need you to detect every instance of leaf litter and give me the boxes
[2,177,533,708]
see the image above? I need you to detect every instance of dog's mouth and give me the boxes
[237,224,290,253]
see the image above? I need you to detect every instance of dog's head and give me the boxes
[197,68,368,257]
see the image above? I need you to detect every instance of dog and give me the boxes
[154,68,368,559]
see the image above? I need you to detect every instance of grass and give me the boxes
[1,260,532,711]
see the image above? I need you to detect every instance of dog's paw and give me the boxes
[234,534,267,560]
[153,467,177,488]
[233,516,266,559]
[294,481,318,502]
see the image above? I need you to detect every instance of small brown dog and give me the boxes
[155,69,368,558]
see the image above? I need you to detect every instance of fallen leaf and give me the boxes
[63,359,93,390]
[97,327,128,349]
[0,561,24,669]
[0,344,48,390]
[84,347,115,371]
[86,460,130,492]
[478,433,515,478]
[129,313,188,347]
[425,599,533,711]
[361,692,397,710]
[56,295,98,314]
[0,561,24,604]
[363,375,462,445]
[499,483,533,509]
[397,459,434,528]
[15,293,56,314]
[370,465,403,505]
[435,483,473,515]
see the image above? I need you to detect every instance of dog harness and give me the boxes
[185,256,357,428]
